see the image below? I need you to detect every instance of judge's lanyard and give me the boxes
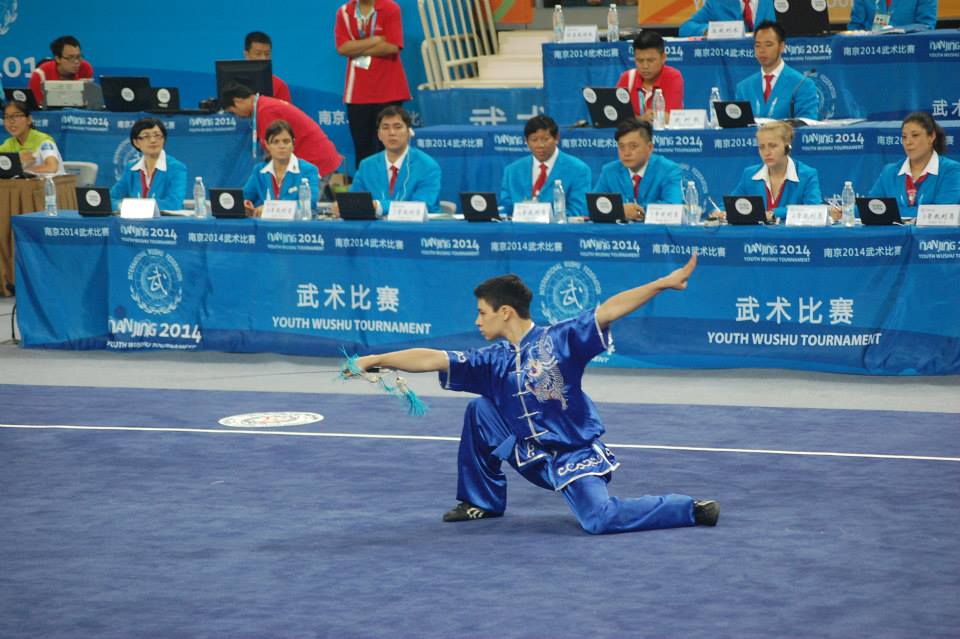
[270,173,282,200]
[764,179,786,211]
[139,167,154,198]
[251,94,260,158]
[355,4,378,38]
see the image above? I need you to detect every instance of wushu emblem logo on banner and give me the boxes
[539,261,602,324]
[128,249,183,315]
[0,1,18,35]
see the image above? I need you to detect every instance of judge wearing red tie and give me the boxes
[338,106,442,216]
[615,31,684,125]
[678,0,776,36]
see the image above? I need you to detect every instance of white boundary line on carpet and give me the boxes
[2,423,958,463]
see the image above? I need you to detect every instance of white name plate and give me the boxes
[645,203,684,225]
[916,204,960,227]
[119,198,159,219]
[261,200,298,220]
[707,20,746,39]
[513,202,553,223]
[786,204,829,227]
[563,25,599,43]
[388,200,428,222]
[668,109,707,129]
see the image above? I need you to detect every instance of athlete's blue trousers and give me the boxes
[456,398,696,534]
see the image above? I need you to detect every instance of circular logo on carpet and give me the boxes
[219,412,325,428]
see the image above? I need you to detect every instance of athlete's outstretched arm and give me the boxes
[354,348,449,374]
[595,253,697,330]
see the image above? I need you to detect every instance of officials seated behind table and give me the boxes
[616,31,683,125]
[110,118,187,211]
[848,0,938,31]
[868,111,960,218]
[243,119,319,217]
[593,119,683,222]
[29,35,94,105]
[735,22,819,121]
[679,0,775,36]
[1,100,65,175]
[500,114,591,218]
[221,82,343,178]
[724,120,825,222]
[335,106,441,216]
[243,31,292,103]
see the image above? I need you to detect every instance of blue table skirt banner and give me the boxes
[543,30,960,127]
[13,213,960,376]
[414,121,960,206]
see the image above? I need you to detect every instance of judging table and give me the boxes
[0,174,77,296]
[415,120,960,205]
[13,212,960,375]
[543,29,960,127]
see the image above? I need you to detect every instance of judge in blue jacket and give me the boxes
[243,119,320,216]
[593,118,682,222]
[848,0,937,31]
[500,114,592,218]
[679,0,776,36]
[734,22,819,121]
[869,112,960,218]
[731,120,824,222]
[344,106,441,215]
[111,118,187,211]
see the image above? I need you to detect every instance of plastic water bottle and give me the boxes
[607,4,620,42]
[552,179,566,223]
[298,177,312,220]
[553,5,565,43]
[652,88,666,130]
[684,181,700,225]
[193,177,207,218]
[44,175,58,216]
[841,181,856,227]
[708,87,721,129]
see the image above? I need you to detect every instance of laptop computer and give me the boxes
[0,152,26,179]
[335,191,378,220]
[582,87,635,128]
[723,195,767,225]
[775,0,831,36]
[101,76,153,112]
[587,193,627,223]
[714,101,756,128]
[210,188,246,218]
[460,192,500,222]
[148,87,180,112]
[856,197,901,225]
[76,187,113,216]
[3,87,40,111]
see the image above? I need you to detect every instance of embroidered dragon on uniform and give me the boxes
[525,333,568,410]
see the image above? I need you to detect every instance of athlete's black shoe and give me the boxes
[694,500,720,526]
[442,501,503,523]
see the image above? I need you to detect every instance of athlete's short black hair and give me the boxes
[474,274,533,319]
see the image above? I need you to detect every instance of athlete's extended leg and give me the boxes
[561,475,697,534]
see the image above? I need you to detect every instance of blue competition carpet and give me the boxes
[1,384,958,639]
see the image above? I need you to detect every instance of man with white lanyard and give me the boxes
[335,0,411,169]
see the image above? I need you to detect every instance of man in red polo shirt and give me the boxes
[243,31,292,104]
[615,30,684,125]
[29,35,94,105]
[221,83,343,177]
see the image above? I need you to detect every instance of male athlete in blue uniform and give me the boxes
[353,254,719,534]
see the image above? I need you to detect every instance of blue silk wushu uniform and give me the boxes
[439,309,695,534]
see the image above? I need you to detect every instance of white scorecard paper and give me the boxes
[786,204,829,227]
[645,203,684,225]
[119,198,159,219]
[562,25,599,43]
[668,109,708,129]
[260,200,298,220]
[707,21,746,39]
[916,204,960,227]
[512,202,553,223]
[388,201,428,222]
